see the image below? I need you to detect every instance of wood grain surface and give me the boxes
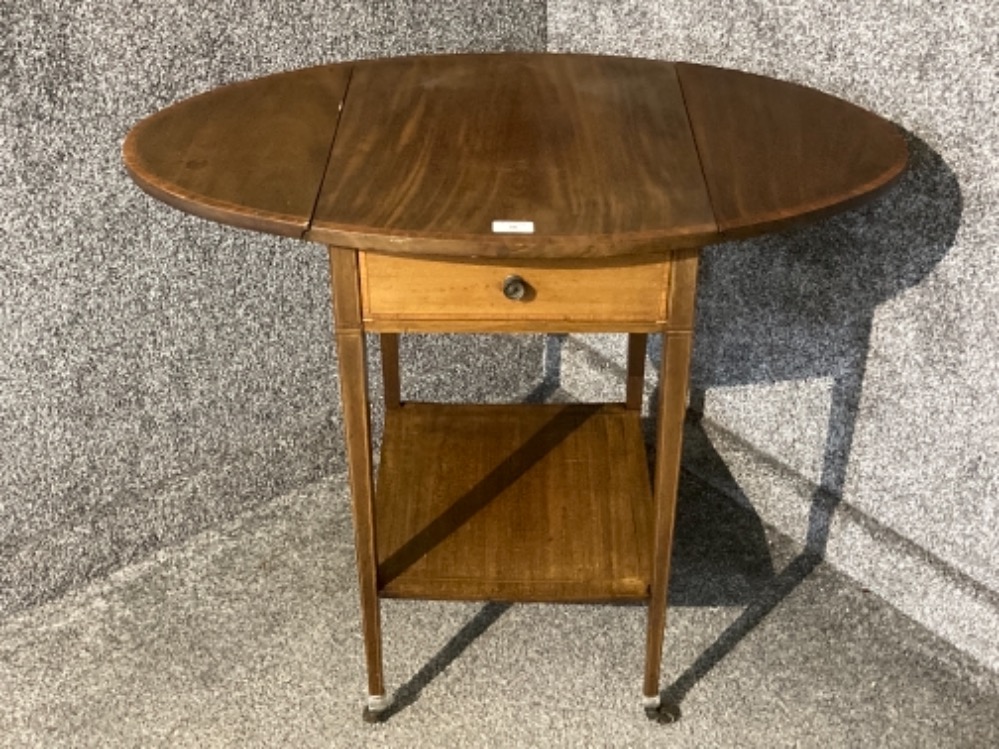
[374,403,654,601]
[643,249,699,699]
[124,53,908,256]
[358,252,670,329]
[123,65,350,237]
[328,247,386,698]
[676,62,908,238]
[120,54,911,708]
[307,54,717,257]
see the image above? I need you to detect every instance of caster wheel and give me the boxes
[362,693,393,723]
[645,701,682,724]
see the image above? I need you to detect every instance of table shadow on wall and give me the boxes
[648,130,961,712]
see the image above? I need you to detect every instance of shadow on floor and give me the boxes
[373,131,960,721]
[650,130,960,713]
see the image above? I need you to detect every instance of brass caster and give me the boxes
[362,693,393,724]
[645,701,682,724]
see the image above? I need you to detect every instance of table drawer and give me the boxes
[358,253,670,331]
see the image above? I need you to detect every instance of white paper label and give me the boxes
[491,220,535,234]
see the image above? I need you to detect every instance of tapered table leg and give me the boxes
[626,333,648,410]
[380,333,402,410]
[328,247,390,717]
[643,248,699,713]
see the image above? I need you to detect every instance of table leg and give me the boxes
[643,248,699,714]
[643,331,693,704]
[329,247,389,717]
[626,333,647,410]
[380,333,402,410]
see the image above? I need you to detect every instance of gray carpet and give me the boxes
[3,472,996,748]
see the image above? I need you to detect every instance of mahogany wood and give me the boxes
[374,403,654,601]
[123,53,908,258]
[665,247,700,330]
[361,319,666,335]
[380,334,402,410]
[626,334,648,411]
[643,251,699,699]
[329,247,385,700]
[121,53,911,715]
[124,66,350,237]
[676,62,908,238]
[359,252,671,329]
[308,54,717,258]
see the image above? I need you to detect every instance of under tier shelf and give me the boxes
[374,403,655,602]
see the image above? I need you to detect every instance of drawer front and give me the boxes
[359,253,670,331]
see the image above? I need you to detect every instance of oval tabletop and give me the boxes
[123,53,907,259]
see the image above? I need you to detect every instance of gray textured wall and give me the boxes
[550,1,999,671]
[0,1,545,616]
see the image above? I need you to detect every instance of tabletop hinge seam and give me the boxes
[674,63,723,240]
[303,65,355,240]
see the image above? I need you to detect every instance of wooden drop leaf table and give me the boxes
[123,53,907,721]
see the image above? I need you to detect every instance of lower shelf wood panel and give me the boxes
[374,403,655,602]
